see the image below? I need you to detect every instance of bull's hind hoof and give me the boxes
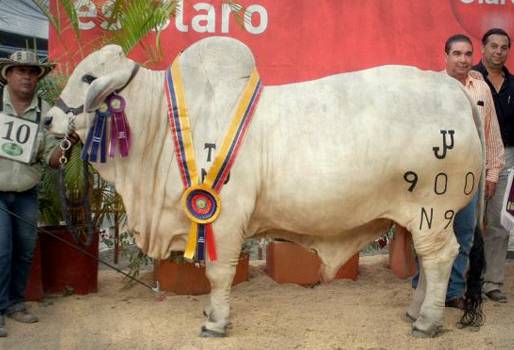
[403,312,416,323]
[411,325,442,338]
[200,326,226,338]
[456,322,481,332]
[411,329,432,338]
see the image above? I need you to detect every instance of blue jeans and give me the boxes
[0,189,38,315]
[412,192,479,301]
[446,192,479,300]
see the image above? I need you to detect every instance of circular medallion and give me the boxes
[2,143,23,157]
[108,95,126,113]
[98,102,109,113]
[181,185,221,224]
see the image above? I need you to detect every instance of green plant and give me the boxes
[37,72,127,235]
[101,230,152,286]
[33,0,250,64]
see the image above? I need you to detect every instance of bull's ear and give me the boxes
[84,68,133,112]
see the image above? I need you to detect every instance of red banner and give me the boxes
[49,0,514,85]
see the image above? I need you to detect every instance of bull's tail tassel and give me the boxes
[458,227,485,329]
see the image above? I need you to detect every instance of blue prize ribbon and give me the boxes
[196,224,206,262]
[81,110,109,162]
[89,111,107,162]
[100,114,107,163]
[81,123,95,161]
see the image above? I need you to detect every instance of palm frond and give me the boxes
[39,168,63,225]
[32,0,81,39]
[60,0,81,38]
[106,0,178,55]
[227,1,249,28]
[32,0,61,33]
[38,73,68,105]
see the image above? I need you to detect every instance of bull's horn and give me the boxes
[84,65,134,112]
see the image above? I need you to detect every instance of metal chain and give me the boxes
[58,114,76,167]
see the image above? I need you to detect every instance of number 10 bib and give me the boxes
[0,112,39,164]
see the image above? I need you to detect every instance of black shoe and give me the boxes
[445,298,465,310]
[485,289,507,303]
[5,303,39,324]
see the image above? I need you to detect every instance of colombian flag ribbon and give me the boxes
[165,57,262,262]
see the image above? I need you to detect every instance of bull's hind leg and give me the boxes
[409,227,459,337]
[200,237,242,337]
[406,265,426,322]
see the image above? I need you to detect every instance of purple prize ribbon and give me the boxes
[108,95,131,158]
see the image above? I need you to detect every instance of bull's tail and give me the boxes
[459,227,486,329]
[459,97,486,330]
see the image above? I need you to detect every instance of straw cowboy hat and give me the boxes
[0,50,55,84]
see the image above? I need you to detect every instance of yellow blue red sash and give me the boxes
[164,57,262,262]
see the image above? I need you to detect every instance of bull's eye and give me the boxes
[81,74,97,84]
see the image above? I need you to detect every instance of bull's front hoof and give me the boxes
[200,326,226,338]
[411,325,442,338]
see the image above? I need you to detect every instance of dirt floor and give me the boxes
[2,255,514,350]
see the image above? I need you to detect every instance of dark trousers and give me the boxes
[0,188,38,315]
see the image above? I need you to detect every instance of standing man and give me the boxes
[442,34,504,308]
[473,28,514,303]
[0,51,78,337]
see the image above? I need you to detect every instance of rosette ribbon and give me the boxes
[165,57,262,263]
[81,94,131,162]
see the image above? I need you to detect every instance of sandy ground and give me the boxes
[2,255,514,350]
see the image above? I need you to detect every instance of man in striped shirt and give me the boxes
[442,34,505,308]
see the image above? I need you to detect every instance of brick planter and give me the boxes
[154,252,249,295]
[266,240,359,285]
[39,226,99,295]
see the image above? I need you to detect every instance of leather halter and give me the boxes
[55,63,140,116]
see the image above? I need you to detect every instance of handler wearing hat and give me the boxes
[0,51,78,337]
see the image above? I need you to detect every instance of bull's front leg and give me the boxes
[200,241,241,337]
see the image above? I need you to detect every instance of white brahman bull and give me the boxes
[46,37,483,338]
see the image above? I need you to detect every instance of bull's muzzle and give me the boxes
[43,116,53,128]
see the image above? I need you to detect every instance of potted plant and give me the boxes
[21,71,128,296]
